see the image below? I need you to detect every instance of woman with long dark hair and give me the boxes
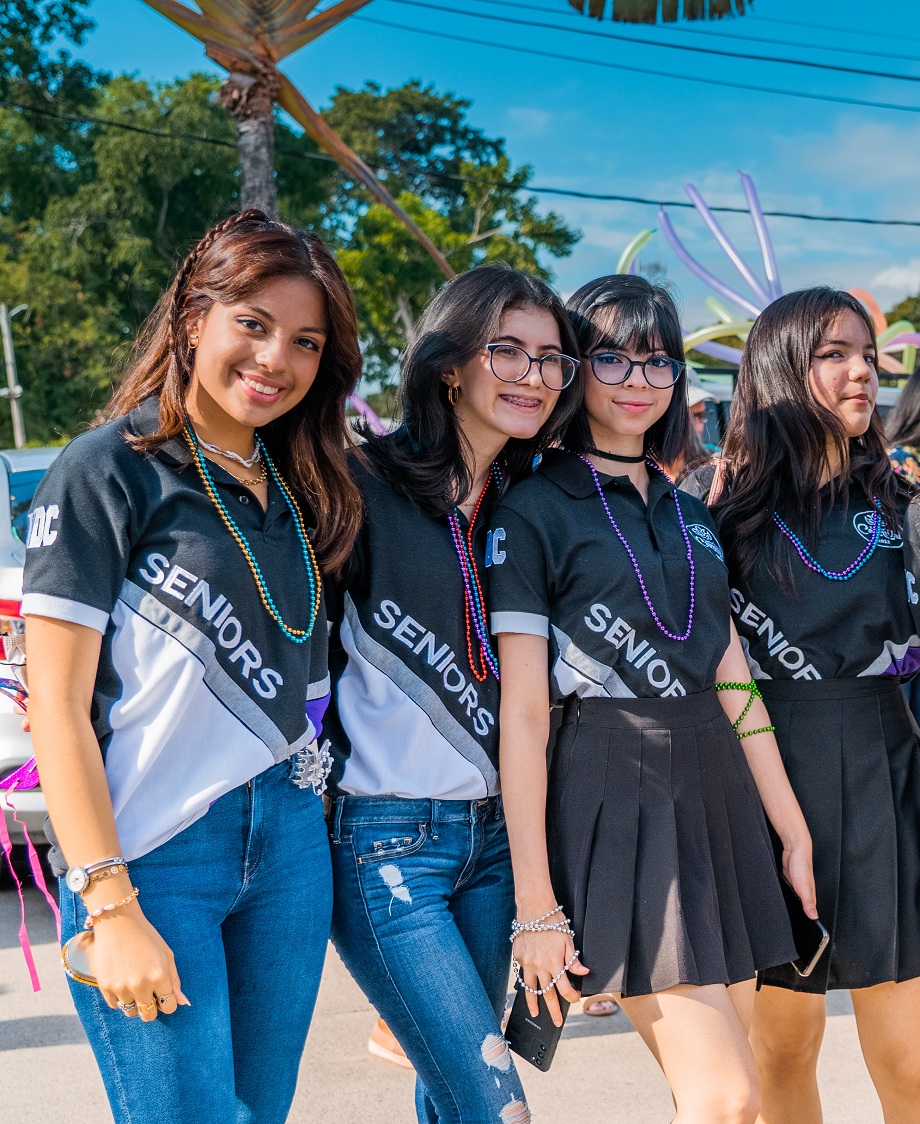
[688,287,920,1122]
[324,265,579,1123]
[22,211,362,1122]
[490,275,814,1123]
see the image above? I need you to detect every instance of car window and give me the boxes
[10,469,50,544]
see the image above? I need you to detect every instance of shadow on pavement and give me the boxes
[0,1015,87,1051]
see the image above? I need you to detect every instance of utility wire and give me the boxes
[357,14,920,116]
[386,0,920,84]
[748,14,920,47]
[5,96,920,229]
[460,0,920,64]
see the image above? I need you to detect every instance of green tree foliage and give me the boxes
[327,82,578,377]
[887,291,920,329]
[1,14,579,440]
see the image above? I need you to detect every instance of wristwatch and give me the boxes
[64,857,127,895]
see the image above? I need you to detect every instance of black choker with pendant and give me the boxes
[582,444,646,464]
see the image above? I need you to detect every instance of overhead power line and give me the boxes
[5,97,920,229]
[461,0,920,64]
[357,14,920,116]
[748,14,920,47]
[387,0,920,84]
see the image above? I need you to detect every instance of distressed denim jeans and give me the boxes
[60,761,332,1124]
[329,794,529,1124]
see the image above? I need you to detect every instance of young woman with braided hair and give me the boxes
[22,210,362,1122]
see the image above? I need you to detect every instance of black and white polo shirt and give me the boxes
[22,396,330,864]
[682,468,920,681]
[325,448,500,799]
[487,448,731,703]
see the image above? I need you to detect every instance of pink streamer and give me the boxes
[0,793,41,991]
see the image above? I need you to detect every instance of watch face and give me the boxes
[65,866,88,894]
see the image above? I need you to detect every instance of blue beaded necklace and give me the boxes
[184,424,321,642]
[772,498,882,582]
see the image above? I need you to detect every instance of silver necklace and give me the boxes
[195,434,261,468]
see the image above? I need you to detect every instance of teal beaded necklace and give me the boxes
[184,423,321,643]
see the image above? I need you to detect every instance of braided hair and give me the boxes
[104,210,364,573]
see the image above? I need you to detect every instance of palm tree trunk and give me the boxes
[218,62,279,218]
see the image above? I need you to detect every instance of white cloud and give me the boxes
[868,259,920,301]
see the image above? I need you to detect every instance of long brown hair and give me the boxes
[105,210,362,573]
[712,287,904,588]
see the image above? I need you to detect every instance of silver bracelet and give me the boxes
[510,905,568,940]
[513,950,581,996]
[510,918,574,942]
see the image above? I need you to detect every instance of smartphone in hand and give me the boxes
[504,985,570,1071]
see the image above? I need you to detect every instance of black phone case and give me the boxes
[504,985,570,1071]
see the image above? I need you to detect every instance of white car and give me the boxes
[0,447,62,846]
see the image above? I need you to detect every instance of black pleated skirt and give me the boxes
[759,676,920,994]
[546,689,796,999]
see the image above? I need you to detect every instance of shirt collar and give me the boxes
[538,448,676,507]
[127,395,191,466]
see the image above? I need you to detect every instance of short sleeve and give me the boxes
[21,435,135,634]
[679,463,716,503]
[486,504,551,638]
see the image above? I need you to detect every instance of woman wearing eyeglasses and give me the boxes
[489,275,814,1122]
[324,265,579,1123]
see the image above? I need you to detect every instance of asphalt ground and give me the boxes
[1,879,883,1123]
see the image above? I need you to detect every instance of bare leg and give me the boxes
[852,978,920,1124]
[618,982,761,1124]
[728,979,757,1034]
[749,985,825,1124]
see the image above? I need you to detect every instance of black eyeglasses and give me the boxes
[589,352,685,389]
[486,344,578,392]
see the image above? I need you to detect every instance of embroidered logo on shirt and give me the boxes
[686,523,724,562]
[485,528,506,567]
[853,511,902,548]
[26,504,60,548]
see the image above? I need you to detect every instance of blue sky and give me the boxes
[72,0,920,329]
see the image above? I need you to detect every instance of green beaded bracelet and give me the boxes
[715,679,767,736]
[737,724,776,739]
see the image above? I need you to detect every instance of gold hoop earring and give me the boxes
[447,385,461,406]
[188,337,199,350]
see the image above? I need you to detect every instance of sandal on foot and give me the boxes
[581,993,619,1017]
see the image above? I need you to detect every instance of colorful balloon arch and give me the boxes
[618,173,919,377]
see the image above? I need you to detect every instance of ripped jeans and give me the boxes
[328,794,529,1124]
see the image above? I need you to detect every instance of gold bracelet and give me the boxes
[83,888,140,930]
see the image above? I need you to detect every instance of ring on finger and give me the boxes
[118,1001,137,1014]
[139,1000,157,1014]
[156,993,174,1006]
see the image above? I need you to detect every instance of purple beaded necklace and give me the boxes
[579,455,696,642]
[447,464,501,682]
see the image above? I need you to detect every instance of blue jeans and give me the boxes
[60,761,332,1124]
[328,794,529,1124]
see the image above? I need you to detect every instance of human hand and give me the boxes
[512,909,589,1026]
[87,906,190,1022]
[782,838,818,920]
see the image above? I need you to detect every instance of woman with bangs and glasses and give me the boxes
[489,275,815,1123]
[683,288,920,1124]
[323,265,579,1124]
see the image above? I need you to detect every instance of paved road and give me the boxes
[1,880,883,1123]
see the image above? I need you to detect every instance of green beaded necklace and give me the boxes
[184,424,321,643]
